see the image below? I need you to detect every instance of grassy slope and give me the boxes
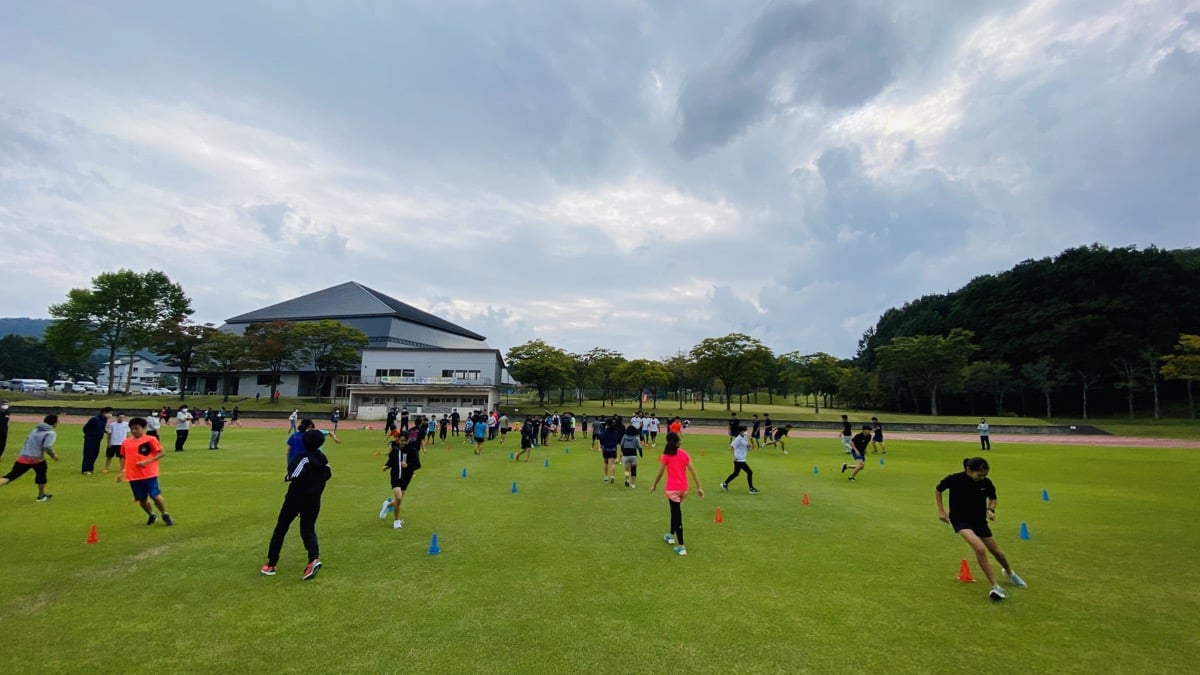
[1,424,1197,674]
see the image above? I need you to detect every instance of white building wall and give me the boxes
[237,374,301,399]
[359,349,502,383]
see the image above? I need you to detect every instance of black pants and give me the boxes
[724,461,755,489]
[980,435,991,450]
[669,500,684,546]
[81,437,103,472]
[0,429,8,461]
[175,429,189,451]
[3,460,48,484]
[267,494,321,566]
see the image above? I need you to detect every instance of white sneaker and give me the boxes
[663,533,676,545]
[1004,569,1027,588]
[392,519,403,530]
[673,545,687,556]
[989,585,1006,601]
[378,498,392,519]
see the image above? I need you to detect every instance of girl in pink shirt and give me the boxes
[650,432,704,556]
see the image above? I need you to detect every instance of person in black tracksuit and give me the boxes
[380,438,421,529]
[262,429,332,580]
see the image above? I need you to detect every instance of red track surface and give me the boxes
[8,414,1197,448]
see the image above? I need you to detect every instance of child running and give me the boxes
[379,438,421,530]
[514,417,536,462]
[116,417,174,525]
[936,457,1027,601]
[649,432,703,556]
[262,429,332,580]
[841,424,871,481]
[871,417,886,454]
[619,424,642,488]
[763,424,792,453]
[0,414,60,501]
[721,426,759,494]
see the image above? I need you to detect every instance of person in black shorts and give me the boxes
[936,457,1027,601]
[870,416,886,454]
[514,417,536,462]
[750,414,762,449]
[841,425,871,481]
[763,424,792,453]
[380,438,421,530]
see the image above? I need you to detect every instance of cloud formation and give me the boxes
[0,0,1196,362]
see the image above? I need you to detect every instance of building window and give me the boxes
[441,369,481,379]
[375,369,416,377]
[256,374,276,386]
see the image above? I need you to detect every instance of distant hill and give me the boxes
[0,318,54,339]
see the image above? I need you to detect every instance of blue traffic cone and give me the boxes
[564,447,569,454]
[1019,522,1030,540]
[1042,489,1050,502]
[511,481,519,494]
[544,458,550,467]
[509,452,514,459]
[879,457,885,465]
[428,532,441,555]
[461,467,467,478]
[813,466,819,475]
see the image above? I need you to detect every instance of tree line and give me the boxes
[20,270,368,402]
[506,245,1200,418]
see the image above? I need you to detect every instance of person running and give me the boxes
[514,417,536,462]
[174,405,191,452]
[472,415,488,454]
[425,416,437,449]
[498,413,510,444]
[667,417,683,437]
[762,414,774,443]
[0,414,60,501]
[103,412,130,473]
[750,414,762,449]
[439,415,450,444]
[330,409,340,432]
[871,417,886,454]
[379,437,421,530]
[839,414,853,454]
[721,426,759,494]
[262,429,332,580]
[591,417,603,450]
[599,418,622,483]
[619,424,642,488]
[936,457,1027,601]
[649,432,704,556]
[842,425,871,481]
[385,407,398,436]
[978,418,991,451]
[727,413,740,440]
[763,424,793,453]
[116,417,174,526]
[288,409,300,434]
[230,406,241,427]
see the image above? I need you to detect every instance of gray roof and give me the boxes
[225,282,486,341]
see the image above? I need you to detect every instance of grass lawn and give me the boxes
[1,422,1197,674]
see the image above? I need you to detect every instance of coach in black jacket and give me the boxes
[261,429,332,580]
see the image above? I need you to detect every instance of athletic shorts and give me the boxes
[873,433,883,442]
[951,518,992,539]
[665,490,687,503]
[106,445,122,459]
[592,430,601,438]
[602,449,617,460]
[129,477,162,501]
[500,427,509,435]
[751,430,761,438]
[621,455,638,467]
[851,452,865,462]
[392,469,415,491]
[3,460,48,484]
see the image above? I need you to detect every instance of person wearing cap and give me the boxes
[262,429,332,580]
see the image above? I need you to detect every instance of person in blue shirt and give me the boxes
[286,419,341,466]
[472,415,488,454]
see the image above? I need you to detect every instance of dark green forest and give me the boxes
[853,245,1200,417]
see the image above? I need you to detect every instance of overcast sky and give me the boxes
[2,1,1197,361]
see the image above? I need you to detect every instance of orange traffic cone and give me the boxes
[957,559,975,583]
[714,507,724,524]
[802,493,810,506]
[85,525,99,545]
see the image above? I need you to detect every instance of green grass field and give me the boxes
[1,422,1197,674]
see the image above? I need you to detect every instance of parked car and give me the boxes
[52,380,74,392]
[74,381,99,393]
[10,378,49,392]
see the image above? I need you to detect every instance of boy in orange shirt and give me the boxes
[117,417,174,526]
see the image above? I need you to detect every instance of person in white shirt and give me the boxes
[174,405,191,452]
[645,415,660,446]
[720,426,759,494]
[103,413,131,473]
[977,418,991,451]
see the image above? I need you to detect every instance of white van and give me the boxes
[52,380,74,392]
[11,378,50,392]
[74,381,98,393]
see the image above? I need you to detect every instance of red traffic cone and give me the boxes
[85,525,99,545]
[373,450,381,456]
[802,493,810,506]
[957,559,975,583]
[714,507,724,523]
